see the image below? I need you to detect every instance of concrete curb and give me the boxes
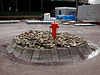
[0,20,20,24]
[6,41,97,64]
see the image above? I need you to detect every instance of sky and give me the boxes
[90,0,95,1]
[89,0,95,4]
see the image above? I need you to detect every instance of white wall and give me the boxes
[55,7,76,16]
[95,0,100,4]
[89,0,95,4]
[78,4,100,21]
[89,0,100,4]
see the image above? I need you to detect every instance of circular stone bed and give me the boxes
[7,30,97,64]
[14,30,86,49]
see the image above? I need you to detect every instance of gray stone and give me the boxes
[85,43,93,53]
[57,48,72,62]
[39,49,52,63]
[89,45,98,51]
[31,49,40,63]
[13,46,23,57]
[68,47,81,61]
[7,43,16,53]
[19,49,34,62]
[51,49,59,62]
[77,43,92,56]
[7,41,14,51]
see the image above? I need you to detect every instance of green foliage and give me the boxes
[0,17,27,20]
[0,11,42,20]
[0,11,42,16]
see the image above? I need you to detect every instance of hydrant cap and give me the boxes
[51,21,58,25]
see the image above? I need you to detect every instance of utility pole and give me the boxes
[75,0,79,22]
[29,0,31,12]
[15,0,18,13]
[0,0,4,15]
[41,0,43,13]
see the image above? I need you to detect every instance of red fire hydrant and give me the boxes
[50,21,59,39]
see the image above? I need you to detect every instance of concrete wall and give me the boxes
[78,4,100,21]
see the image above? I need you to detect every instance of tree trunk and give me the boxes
[75,0,78,22]
[15,0,18,13]
[29,0,31,12]
[41,0,43,13]
[0,0,4,15]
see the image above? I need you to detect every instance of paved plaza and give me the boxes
[0,22,100,75]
